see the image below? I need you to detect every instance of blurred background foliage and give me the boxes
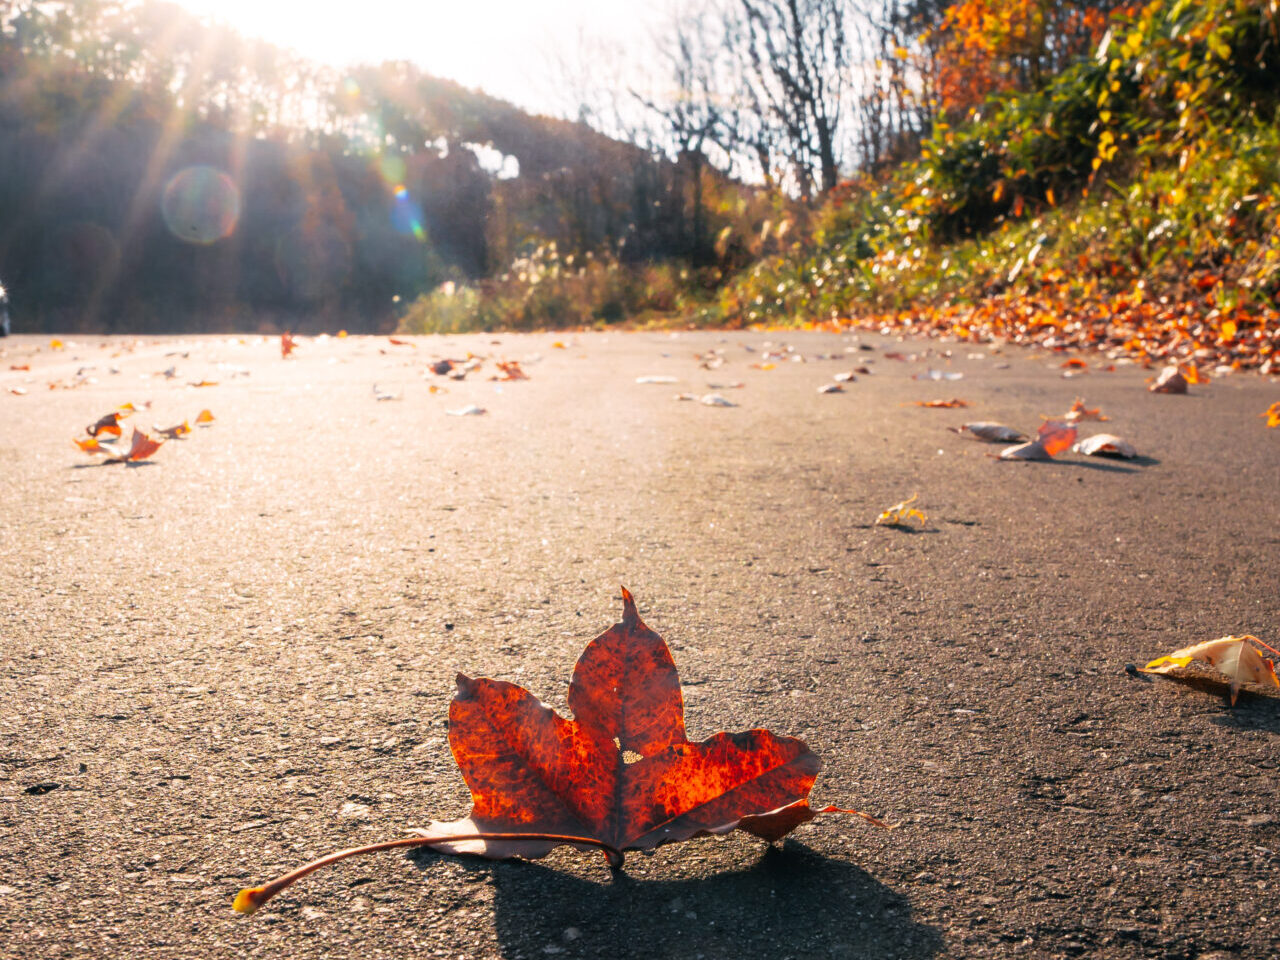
[1,0,1277,343]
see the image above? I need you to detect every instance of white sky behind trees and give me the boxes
[171,0,667,118]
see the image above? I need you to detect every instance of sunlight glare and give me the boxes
[169,0,657,113]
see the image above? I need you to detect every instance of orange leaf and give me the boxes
[281,332,296,358]
[999,421,1077,460]
[1050,398,1109,423]
[195,409,215,424]
[1263,402,1280,428]
[1178,362,1209,385]
[154,420,191,439]
[388,337,414,347]
[912,398,968,408]
[491,360,528,381]
[102,428,163,463]
[87,412,124,437]
[231,589,889,914]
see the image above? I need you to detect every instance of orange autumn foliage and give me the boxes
[931,0,1111,115]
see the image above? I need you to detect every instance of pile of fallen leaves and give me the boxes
[232,588,889,915]
[840,287,1279,375]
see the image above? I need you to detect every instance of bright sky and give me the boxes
[172,0,665,117]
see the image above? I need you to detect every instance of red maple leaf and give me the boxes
[234,588,888,914]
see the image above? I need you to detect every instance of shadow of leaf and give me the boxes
[1148,671,1280,723]
[1211,695,1280,733]
[411,841,940,960]
[1051,459,1140,474]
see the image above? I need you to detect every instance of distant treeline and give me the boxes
[0,0,733,332]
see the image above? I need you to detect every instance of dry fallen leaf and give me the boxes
[73,436,110,455]
[195,409,215,425]
[446,404,487,416]
[8,386,28,396]
[1141,635,1280,705]
[949,422,1026,443]
[87,411,126,438]
[832,371,857,382]
[1048,397,1109,423]
[1149,366,1188,394]
[1072,433,1137,458]
[492,361,528,381]
[232,588,889,915]
[912,398,968,408]
[188,380,219,388]
[105,427,164,463]
[1262,402,1280,428]
[817,383,844,394]
[700,393,737,407]
[281,332,296,359]
[875,493,927,528]
[388,337,415,347]
[999,421,1077,461]
[1178,362,1209,385]
[154,420,191,439]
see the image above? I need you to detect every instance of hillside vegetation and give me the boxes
[404,0,1277,373]
[707,0,1278,371]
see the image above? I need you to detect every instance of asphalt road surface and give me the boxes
[1,330,1278,960]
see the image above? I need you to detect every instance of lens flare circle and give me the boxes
[162,166,241,245]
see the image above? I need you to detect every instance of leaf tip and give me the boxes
[232,886,265,915]
[455,673,476,696]
[620,586,638,627]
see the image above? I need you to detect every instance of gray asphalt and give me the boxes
[1,330,1278,960]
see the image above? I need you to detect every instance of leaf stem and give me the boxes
[233,832,624,915]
